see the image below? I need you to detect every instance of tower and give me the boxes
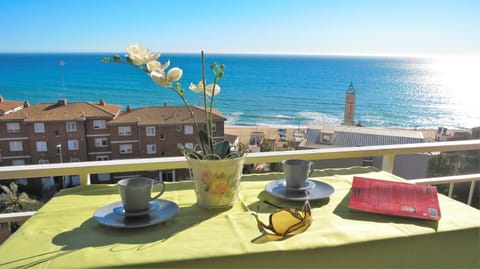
[343,82,356,126]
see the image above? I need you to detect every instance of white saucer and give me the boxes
[265,179,335,201]
[112,201,160,217]
[93,199,179,228]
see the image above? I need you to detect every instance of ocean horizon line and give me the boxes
[1,51,477,59]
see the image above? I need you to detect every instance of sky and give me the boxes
[0,0,479,56]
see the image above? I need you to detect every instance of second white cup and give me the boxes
[282,159,313,189]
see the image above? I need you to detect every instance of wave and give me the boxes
[296,111,341,126]
[224,110,342,127]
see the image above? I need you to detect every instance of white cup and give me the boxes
[117,177,165,214]
[282,159,313,189]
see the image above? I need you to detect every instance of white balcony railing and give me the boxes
[1,139,479,223]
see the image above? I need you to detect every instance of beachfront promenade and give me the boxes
[225,125,439,145]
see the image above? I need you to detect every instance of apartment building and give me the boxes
[108,105,226,181]
[0,98,226,188]
[0,98,121,165]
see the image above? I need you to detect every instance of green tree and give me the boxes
[0,182,43,233]
[427,154,454,177]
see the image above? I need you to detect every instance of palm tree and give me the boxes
[0,182,43,234]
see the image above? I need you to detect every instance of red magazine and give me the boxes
[349,176,441,221]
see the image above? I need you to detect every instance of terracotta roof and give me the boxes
[0,97,24,115]
[0,99,121,122]
[109,106,226,125]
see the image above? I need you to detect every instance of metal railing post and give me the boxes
[382,154,395,173]
[80,173,91,185]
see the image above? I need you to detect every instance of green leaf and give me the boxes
[198,129,212,152]
[0,185,12,195]
[18,192,29,201]
[9,182,17,195]
[214,141,231,159]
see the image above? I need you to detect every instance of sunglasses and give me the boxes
[253,200,312,236]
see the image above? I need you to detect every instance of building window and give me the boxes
[119,144,133,154]
[36,141,47,152]
[185,143,194,150]
[322,134,332,143]
[160,151,166,157]
[12,160,26,185]
[147,144,157,154]
[212,123,217,132]
[118,126,131,136]
[66,121,77,132]
[176,125,182,132]
[38,159,49,164]
[159,133,166,140]
[12,159,25,166]
[9,141,23,152]
[96,155,110,161]
[7,122,20,133]
[146,126,156,136]
[161,171,174,181]
[97,173,111,182]
[34,122,45,133]
[93,120,106,129]
[184,125,194,135]
[68,140,79,150]
[94,138,108,147]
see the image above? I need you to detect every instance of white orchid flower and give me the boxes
[205,84,221,96]
[188,81,221,96]
[126,43,159,65]
[167,67,183,82]
[150,69,169,87]
[189,81,204,93]
[150,67,183,87]
[147,60,170,73]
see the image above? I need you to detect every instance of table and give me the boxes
[1,167,479,268]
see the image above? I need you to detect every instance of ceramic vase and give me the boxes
[187,156,245,209]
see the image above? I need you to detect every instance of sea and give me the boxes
[1,53,479,130]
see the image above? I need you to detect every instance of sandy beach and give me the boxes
[224,126,299,144]
[224,125,440,145]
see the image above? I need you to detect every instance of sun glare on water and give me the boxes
[426,55,480,128]
[429,56,479,99]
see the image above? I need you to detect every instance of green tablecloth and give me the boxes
[1,167,479,268]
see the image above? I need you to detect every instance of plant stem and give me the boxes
[170,86,206,155]
[104,58,148,73]
[201,51,213,154]
[209,74,218,150]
